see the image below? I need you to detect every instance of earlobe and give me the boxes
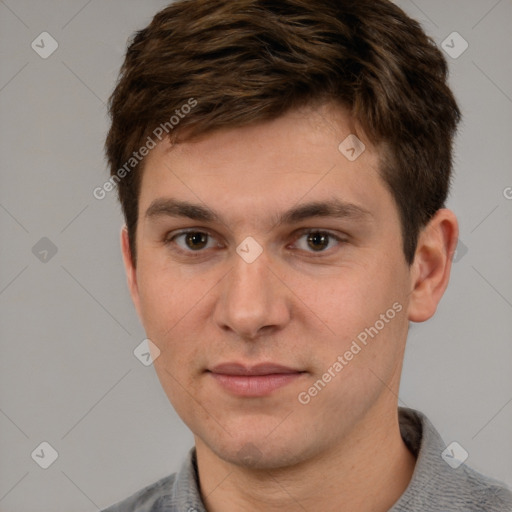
[407,209,459,323]
[120,226,141,317]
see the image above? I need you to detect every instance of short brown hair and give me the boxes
[105,0,461,265]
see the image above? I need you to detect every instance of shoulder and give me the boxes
[101,472,177,512]
[457,465,512,511]
[394,408,512,511]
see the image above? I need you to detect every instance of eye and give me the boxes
[164,228,345,259]
[165,230,220,253]
[291,230,344,254]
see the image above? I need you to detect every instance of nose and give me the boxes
[212,249,291,340]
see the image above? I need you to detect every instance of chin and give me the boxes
[206,433,318,471]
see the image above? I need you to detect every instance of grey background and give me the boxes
[0,0,511,510]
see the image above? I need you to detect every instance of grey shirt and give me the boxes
[102,408,512,511]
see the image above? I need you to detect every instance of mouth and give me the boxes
[207,362,306,397]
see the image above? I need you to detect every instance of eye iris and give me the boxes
[186,232,208,250]
[307,232,329,251]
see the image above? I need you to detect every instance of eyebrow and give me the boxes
[144,198,372,226]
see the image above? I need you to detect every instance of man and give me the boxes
[102,0,512,510]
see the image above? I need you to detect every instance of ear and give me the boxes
[121,225,142,318]
[407,209,459,322]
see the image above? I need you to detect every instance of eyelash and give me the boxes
[163,228,347,258]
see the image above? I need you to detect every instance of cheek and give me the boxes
[137,275,174,335]
[136,262,211,366]
[300,265,408,368]
[294,268,391,328]
[136,255,199,330]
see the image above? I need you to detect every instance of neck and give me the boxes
[195,407,416,512]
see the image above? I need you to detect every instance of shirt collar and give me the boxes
[160,407,447,511]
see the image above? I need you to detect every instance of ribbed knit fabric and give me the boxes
[102,408,512,511]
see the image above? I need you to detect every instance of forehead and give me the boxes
[137,104,394,227]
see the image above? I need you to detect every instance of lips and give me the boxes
[209,362,302,376]
[207,362,305,397]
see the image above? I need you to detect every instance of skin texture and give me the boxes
[121,103,459,512]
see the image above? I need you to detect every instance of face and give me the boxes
[124,103,417,469]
